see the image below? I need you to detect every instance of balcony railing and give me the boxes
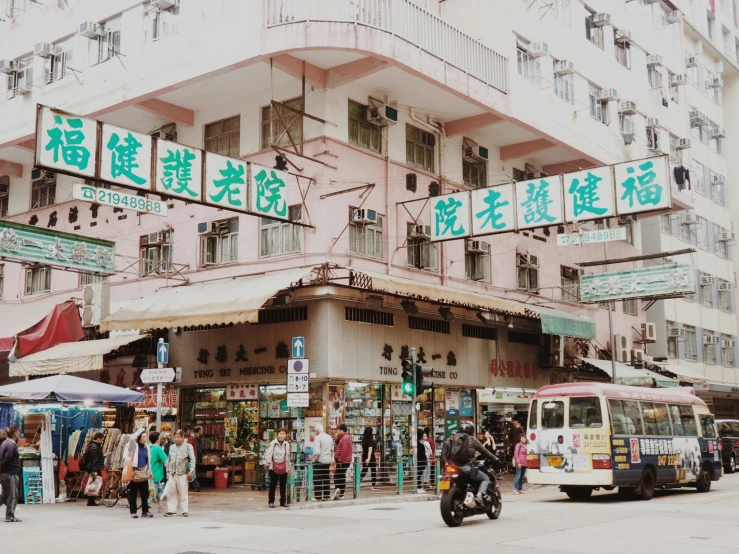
[265,0,508,94]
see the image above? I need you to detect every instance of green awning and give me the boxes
[528,305,596,339]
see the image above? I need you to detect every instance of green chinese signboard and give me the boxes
[155,139,203,202]
[205,152,248,211]
[100,124,153,189]
[249,163,289,219]
[36,107,98,178]
[430,191,471,242]
[0,220,115,275]
[579,263,695,303]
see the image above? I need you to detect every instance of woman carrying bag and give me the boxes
[124,428,153,519]
[263,428,290,508]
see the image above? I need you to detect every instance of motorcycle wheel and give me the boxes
[486,487,502,520]
[440,487,466,527]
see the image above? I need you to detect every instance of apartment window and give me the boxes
[95,17,122,64]
[647,127,660,152]
[140,230,173,276]
[517,252,539,292]
[585,8,604,49]
[348,100,382,154]
[615,40,631,69]
[716,230,729,259]
[705,69,720,104]
[719,280,732,312]
[668,135,682,165]
[31,171,56,209]
[707,11,715,40]
[204,116,240,158]
[623,298,638,316]
[0,265,4,299]
[6,55,32,98]
[516,45,540,85]
[647,65,663,89]
[406,124,435,173]
[560,0,571,26]
[693,160,706,196]
[44,39,72,84]
[699,273,714,308]
[465,240,490,282]
[704,332,717,364]
[26,266,51,295]
[687,65,699,88]
[722,335,735,366]
[588,84,608,124]
[684,325,697,361]
[668,71,679,104]
[149,3,179,41]
[666,321,677,358]
[561,266,579,301]
[709,135,722,155]
[261,98,302,150]
[260,206,302,257]
[622,219,634,245]
[349,209,384,259]
[80,272,105,287]
[660,215,671,234]
[200,219,238,267]
[407,223,437,271]
[463,158,486,189]
[696,217,708,250]
[553,63,575,104]
[0,177,7,217]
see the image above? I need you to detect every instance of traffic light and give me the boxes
[415,364,433,396]
[401,357,415,396]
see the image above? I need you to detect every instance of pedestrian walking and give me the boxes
[0,426,21,522]
[264,428,290,508]
[360,427,378,490]
[333,424,352,500]
[149,432,169,513]
[83,432,105,506]
[164,429,195,517]
[310,424,333,501]
[423,426,436,487]
[513,435,528,494]
[160,432,173,458]
[187,426,203,492]
[421,431,433,487]
[124,428,153,518]
[416,430,427,494]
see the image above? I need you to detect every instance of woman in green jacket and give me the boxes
[149,432,169,512]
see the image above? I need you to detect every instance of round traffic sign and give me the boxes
[294,360,304,372]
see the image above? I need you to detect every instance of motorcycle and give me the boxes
[439,458,502,527]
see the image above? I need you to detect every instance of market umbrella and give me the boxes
[0,373,144,403]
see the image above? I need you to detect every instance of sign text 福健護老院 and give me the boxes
[0,219,115,275]
[579,263,696,303]
[429,155,672,242]
[73,183,168,216]
[557,227,626,246]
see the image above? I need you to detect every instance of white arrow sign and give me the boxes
[140,368,175,384]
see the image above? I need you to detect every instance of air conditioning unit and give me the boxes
[689,110,705,126]
[647,54,663,67]
[682,211,696,225]
[704,335,719,345]
[670,74,687,86]
[529,42,549,58]
[719,229,735,242]
[367,97,398,126]
[465,239,488,253]
[614,334,631,363]
[409,224,431,239]
[145,231,170,244]
[615,29,632,43]
[463,138,489,161]
[700,275,716,286]
[592,13,611,26]
[641,322,657,342]
[78,21,103,38]
[81,282,110,327]
[599,88,618,101]
[669,327,685,337]
[34,42,57,58]
[211,220,230,234]
[549,335,564,367]
[718,282,732,291]
[554,60,575,75]
[151,0,179,9]
[712,174,726,186]
[723,339,736,348]
[0,59,16,74]
[518,253,538,267]
[352,208,379,225]
[646,117,659,129]
[618,101,637,115]
[631,349,645,366]
[562,267,580,280]
[677,138,691,150]
[712,127,726,139]
[667,10,683,23]
[708,77,723,89]
[686,56,698,68]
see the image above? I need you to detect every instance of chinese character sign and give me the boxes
[563,166,615,223]
[250,163,289,220]
[100,124,152,189]
[0,220,115,275]
[580,264,695,303]
[515,177,563,230]
[36,107,98,178]
[205,153,248,212]
[155,139,203,201]
[471,184,515,236]
[614,155,671,215]
[429,191,471,242]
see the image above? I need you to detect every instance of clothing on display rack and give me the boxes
[0,403,14,429]
[115,407,135,434]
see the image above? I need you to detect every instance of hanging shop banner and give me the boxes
[205,152,248,212]
[155,139,203,202]
[579,263,695,303]
[471,183,515,236]
[445,390,460,416]
[460,391,474,417]
[35,106,98,178]
[614,156,672,215]
[562,165,615,223]
[100,124,153,189]
[430,190,472,242]
[249,163,289,220]
[515,176,564,230]
[73,183,168,216]
[0,219,115,275]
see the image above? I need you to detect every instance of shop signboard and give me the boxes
[204,152,248,212]
[613,156,672,215]
[460,392,473,417]
[155,139,203,202]
[470,183,515,236]
[446,418,460,436]
[226,384,258,401]
[249,163,289,220]
[36,107,98,178]
[445,390,460,416]
[99,124,153,189]
[562,165,615,223]
[0,219,115,275]
[73,183,168,216]
[429,191,472,242]
[515,176,564,230]
[580,263,695,303]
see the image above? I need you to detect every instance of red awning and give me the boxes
[3,301,84,358]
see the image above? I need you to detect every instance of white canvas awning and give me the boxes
[0,295,74,339]
[9,335,148,377]
[654,363,709,386]
[99,266,315,332]
[579,358,678,388]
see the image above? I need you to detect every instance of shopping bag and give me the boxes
[148,479,156,500]
[84,475,103,497]
[122,459,134,483]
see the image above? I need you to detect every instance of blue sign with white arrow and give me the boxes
[292,337,305,359]
[157,341,169,365]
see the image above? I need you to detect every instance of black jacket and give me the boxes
[443,433,498,466]
[86,442,105,473]
[0,439,20,476]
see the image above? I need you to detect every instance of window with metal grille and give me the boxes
[462,324,497,340]
[406,124,435,173]
[408,316,450,334]
[508,331,540,346]
[463,158,487,189]
[261,206,302,258]
[140,230,173,277]
[95,17,122,64]
[80,272,106,287]
[44,39,72,84]
[345,307,394,326]
[261,98,302,150]
[517,251,539,292]
[622,298,638,315]
[31,172,56,209]
[349,209,384,259]
[722,335,734,367]
[348,100,382,154]
[666,320,677,358]
[199,219,238,267]
[257,306,308,325]
[26,266,51,295]
[407,222,436,271]
[684,325,697,361]
[204,115,240,158]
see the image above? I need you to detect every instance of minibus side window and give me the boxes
[700,414,718,438]
[529,400,538,430]
[609,399,643,435]
[669,404,697,436]
[542,400,565,429]
[570,397,602,428]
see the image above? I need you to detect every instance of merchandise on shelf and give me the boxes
[345,384,383,454]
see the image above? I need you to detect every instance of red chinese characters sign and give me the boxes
[226,384,258,401]
[135,387,179,409]
[489,359,539,380]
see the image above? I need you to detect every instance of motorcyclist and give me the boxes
[444,422,499,506]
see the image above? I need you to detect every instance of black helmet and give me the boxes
[460,422,474,435]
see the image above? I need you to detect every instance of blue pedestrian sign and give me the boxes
[292,337,305,359]
[157,341,169,365]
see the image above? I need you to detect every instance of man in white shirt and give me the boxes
[311,424,334,501]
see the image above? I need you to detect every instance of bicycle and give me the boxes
[101,471,142,510]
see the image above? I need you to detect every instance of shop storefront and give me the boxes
[477,388,536,448]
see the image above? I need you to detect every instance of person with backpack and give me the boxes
[264,428,290,508]
[446,422,499,506]
[81,432,105,506]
